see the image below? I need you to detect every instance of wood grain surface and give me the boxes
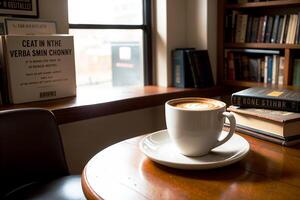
[0,86,225,124]
[82,132,300,200]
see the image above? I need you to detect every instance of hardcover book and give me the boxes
[231,87,300,112]
[171,48,195,88]
[187,50,214,88]
[227,105,300,146]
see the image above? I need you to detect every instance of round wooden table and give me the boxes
[81,132,300,200]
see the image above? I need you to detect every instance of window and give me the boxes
[68,0,152,88]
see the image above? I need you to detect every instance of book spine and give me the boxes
[278,57,285,85]
[231,94,300,112]
[235,14,243,43]
[240,15,248,43]
[187,51,199,88]
[251,17,260,43]
[227,51,236,80]
[265,16,274,43]
[272,55,279,85]
[260,16,268,43]
[232,126,285,146]
[245,16,253,43]
[280,15,287,44]
[276,16,284,43]
[264,56,268,83]
[267,55,273,83]
[172,50,185,88]
[282,15,290,44]
[271,15,280,43]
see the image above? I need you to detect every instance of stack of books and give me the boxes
[229,87,300,146]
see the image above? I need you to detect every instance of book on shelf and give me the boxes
[0,35,76,104]
[271,15,280,43]
[225,49,283,84]
[278,57,285,85]
[171,48,195,88]
[226,105,300,146]
[225,12,300,44]
[293,59,300,86]
[271,54,279,85]
[171,49,214,88]
[187,50,214,88]
[264,16,274,43]
[231,87,300,112]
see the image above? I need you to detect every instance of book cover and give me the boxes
[1,35,77,104]
[231,87,300,112]
[293,59,300,86]
[188,50,214,88]
[172,48,195,88]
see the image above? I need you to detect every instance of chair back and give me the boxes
[0,108,69,197]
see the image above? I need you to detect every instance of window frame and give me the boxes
[68,0,152,85]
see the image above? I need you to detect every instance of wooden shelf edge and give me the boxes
[221,80,296,89]
[226,0,300,9]
[222,80,268,88]
[225,43,300,49]
[0,86,227,124]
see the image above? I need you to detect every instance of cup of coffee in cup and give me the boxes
[165,97,236,157]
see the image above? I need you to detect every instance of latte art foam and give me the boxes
[173,100,221,110]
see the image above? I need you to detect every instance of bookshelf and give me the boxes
[217,0,300,88]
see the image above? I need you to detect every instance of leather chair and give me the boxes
[0,108,86,200]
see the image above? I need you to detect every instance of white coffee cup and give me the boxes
[165,97,236,157]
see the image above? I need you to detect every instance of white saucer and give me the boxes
[139,129,250,170]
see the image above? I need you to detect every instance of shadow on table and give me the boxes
[140,149,293,183]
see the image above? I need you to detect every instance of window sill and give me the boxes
[0,85,226,124]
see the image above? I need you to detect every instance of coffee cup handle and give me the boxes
[215,112,236,148]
